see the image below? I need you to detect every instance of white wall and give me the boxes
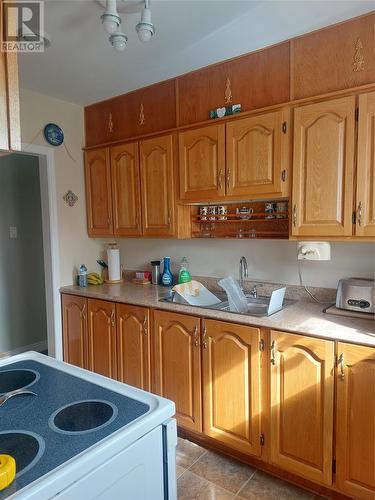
[19,89,105,286]
[117,239,375,289]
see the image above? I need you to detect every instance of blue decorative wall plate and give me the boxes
[43,123,64,146]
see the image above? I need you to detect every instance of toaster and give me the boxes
[336,278,375,314]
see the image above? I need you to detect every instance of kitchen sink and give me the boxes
[160,291,294,317]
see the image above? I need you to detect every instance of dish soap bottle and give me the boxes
[161,257,173,286]
[178,257,191,284]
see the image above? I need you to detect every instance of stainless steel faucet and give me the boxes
[239,256,248,291]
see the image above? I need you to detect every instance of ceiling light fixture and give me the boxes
[101,0,121,34]
[136,0,155,43]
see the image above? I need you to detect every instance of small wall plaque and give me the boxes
[63,190,78,207]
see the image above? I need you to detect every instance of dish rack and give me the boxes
[191,200,289,239]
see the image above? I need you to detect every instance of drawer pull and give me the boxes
[193,325,199,347]
[143,316,148,336]
[292,205,297,227]
[338,353,345,380]
[202,326,207,349]
[357,201,363,226]
[270,340,276,365]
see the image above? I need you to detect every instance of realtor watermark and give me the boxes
[1,1,44,52]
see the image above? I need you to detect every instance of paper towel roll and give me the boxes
[107,248,121,281]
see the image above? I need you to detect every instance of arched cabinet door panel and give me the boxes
[178,124,225,201]
[336,342,375,499]
[291,96,355,237]
[111,142,142,237]
[202,320,262,457]
[87,299,117,379]
[62,294,88,369]
[270,330,334,486]
[152,310,201,432]
[116,304,150,391]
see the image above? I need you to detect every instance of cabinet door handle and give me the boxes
[218,169,223,189]
[107,216,112,226]
[292,205,297,227]
[167,210,172,227]
[202,326,207,349]
[110,310,115,327]
[270,340,276,365]
[143,316,148,336]
[226,169,230,190]
[337,353,345,380]
[135,214,140,228]
[193,325,199,347]
[357,201,363,226]
[108,112,114,134]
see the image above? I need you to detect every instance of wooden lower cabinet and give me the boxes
[152,310,202,432]
[116,304,150,391]
[270,330,335,486]
[335,343,375,499]
[202,320,262,456]
[87,299,117,379]
[61,294,88,369]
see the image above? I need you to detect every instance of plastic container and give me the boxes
[78,264,88,288]
[178,257,191,284]
[161,257,173,286]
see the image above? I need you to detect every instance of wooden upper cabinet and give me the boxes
[85,147,113,237]
[177,42,290,126]
[116,304,150,391]
[135,80,176,137]
[179,124,225,201]
[356,91,375,237]
[270,331,335,486]
[139,134,175,236]
[335,342,375,500]
[291,96,355,237]
[61,294,88,369]
[111,142,142,237]
[87,299,117,379]
[84,80,176,148]
[202,320,262,457]
[152,310,202,432]
[226,109,289,198]
[0,0,20,151]
[292,13,375,99]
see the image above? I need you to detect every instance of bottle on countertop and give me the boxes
[178,257,191,284]
[151,260,161,285]
[161,257,173,287]
[78,264,88,287]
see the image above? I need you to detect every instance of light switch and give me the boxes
[9,226,17,239]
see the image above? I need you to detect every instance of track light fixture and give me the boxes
[101,0,121,34]
[136,0,155,42]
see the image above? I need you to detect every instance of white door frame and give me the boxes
[21,143,62,360]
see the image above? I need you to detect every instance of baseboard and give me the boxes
[0,340,48,359]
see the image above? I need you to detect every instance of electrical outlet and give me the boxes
[9,226,18,239]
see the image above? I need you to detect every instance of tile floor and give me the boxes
[176,437,322,500]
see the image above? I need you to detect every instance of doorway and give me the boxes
[0,144,61,359]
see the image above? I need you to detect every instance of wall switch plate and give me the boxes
[297,241,331,261]
[9,226,18,239]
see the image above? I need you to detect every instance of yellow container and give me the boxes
[0,455,16,490]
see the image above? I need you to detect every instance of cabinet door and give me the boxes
[226,110,287,198]
[202,320,262,456]
[336,343,375,499]
[111,142,142,237]
[270,331,334,485]
[153,310,201,432]
[356,91,375,237]
[87,299,117,379]
[140,134,175,237]
[179,124,225,202]
[61,294,88,369]
[116,304,150,391]
[291,96,355,237]
[292,13,375,100]
[85,148,113,237]
[0,1,20,151]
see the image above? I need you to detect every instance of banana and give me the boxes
[87,272,104,285]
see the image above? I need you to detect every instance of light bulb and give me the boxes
[102,15,120,34]
[109,32,127,51]
[101,0,121,35]
[136,4,155,42]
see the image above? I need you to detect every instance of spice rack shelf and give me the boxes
[191,201,289,239]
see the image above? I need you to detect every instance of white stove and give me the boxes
[0,352,177,500]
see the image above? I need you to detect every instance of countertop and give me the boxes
[60,283,375,348]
